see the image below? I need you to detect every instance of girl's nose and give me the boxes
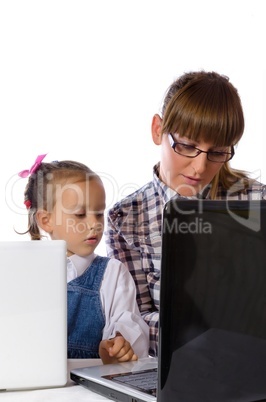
[87,220,96,231]
[87,216,103,233]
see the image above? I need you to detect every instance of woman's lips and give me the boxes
[183,175,201,186]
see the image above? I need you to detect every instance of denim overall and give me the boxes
[67,256,109,358]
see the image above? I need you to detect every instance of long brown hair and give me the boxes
[161,71,249,198]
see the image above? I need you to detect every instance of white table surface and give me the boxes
[0,359,112,402]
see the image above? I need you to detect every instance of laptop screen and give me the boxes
[0,240,67,391]
[158,199,266,402]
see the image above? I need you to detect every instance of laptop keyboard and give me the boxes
[103,368,157,396]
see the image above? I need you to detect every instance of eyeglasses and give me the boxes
[168,133,234,163]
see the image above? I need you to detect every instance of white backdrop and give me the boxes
[1,0,265,255]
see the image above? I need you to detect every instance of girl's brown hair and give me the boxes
[161,71,249,198]
[21,160,101,240]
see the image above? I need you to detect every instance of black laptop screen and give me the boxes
[158,199,266,402]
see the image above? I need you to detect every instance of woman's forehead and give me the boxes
[176,132,230,148]
[177,128,234,147]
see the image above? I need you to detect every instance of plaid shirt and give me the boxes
[105,163,266,356]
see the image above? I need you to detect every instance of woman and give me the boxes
[105,71,266,356]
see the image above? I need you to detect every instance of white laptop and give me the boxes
[71,200,266,402]
[0,240,68,391]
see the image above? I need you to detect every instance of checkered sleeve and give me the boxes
[105,213,155,313]
[142,310,159,357]
[105,192,162,357]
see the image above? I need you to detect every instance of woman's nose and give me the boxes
[191,152,208,174]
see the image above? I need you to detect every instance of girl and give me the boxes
[18,156,149,363]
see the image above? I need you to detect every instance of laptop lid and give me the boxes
[158,199,266,402]
[71,199,266,402]
[0,240,68,391]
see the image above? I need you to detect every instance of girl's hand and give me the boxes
[99,335,138,364]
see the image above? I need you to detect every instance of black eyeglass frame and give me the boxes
[168,133,235,163]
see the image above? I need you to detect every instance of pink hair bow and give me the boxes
[18,154,47,178]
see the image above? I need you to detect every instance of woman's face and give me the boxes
[152,115,227,197]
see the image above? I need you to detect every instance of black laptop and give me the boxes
[71,199,266,402]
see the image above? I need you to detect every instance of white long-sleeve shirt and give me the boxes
[67,253,149,358]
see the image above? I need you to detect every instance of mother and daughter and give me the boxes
[18,70,266,361]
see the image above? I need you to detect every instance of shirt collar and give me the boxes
[67,253,96,277]
[153,163,176,204]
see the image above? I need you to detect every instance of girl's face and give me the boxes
[48,179,105,257]
[152,115,226,196]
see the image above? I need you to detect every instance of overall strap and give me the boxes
[68,255,110,290]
